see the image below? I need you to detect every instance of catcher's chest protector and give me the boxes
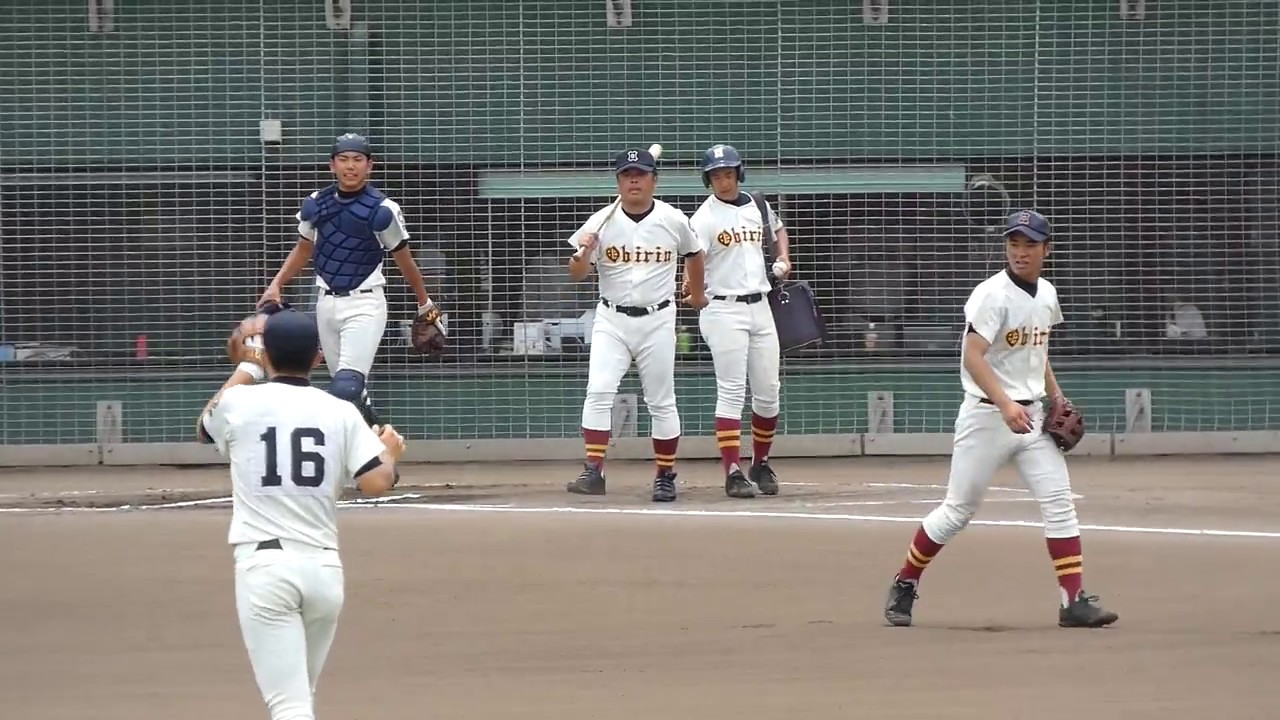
[310,184,388,293]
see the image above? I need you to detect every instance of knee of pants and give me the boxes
[646,401,681,439]
[922,499,979,545]
[714,381,747,418]
[750,392,780,419]
[582,391,615,429]
[1039,489,1080,537]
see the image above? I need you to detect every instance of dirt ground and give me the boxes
[2,455,1279,720]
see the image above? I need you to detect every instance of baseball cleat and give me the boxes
[884,575,918,627]
[725,469,757,499]
[567,463,606,495]
[749,460,779,496]
[652,470,678,502]
[1058,591,1119,628]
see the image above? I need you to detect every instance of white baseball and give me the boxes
[648,143,664,159]
[772,260,789,278]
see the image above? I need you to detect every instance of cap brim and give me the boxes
[1003,226,1049,242]
[616,162,656,174]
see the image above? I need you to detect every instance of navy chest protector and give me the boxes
[303,184,396,293]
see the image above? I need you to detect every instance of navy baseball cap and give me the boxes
[614,148,657,174]
[1003,209,1051,242]
[331,132,373,159]
[263,309,320,370]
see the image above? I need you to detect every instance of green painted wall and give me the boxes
[4,366,1276,445]
[5,1,1276,166]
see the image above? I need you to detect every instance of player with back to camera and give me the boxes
[565,146,707,502]
[257,132,448,429]
[688,144,792,499]
[198,308,406,720]
[882,210,1118,629]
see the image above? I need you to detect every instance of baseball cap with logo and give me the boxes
[614,148,657,174]
[1003,209,1051,242]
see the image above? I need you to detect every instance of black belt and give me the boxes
[979,398,1033,406]
[255,538,336,551]
[600,298,672,317]
[711,292,764,304]
[322,287,375,297]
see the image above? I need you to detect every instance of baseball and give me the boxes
[772,260,789,278]
[648,143,664,159]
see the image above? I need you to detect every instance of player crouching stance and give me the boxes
[689,144,791,498]
[200,308,405,720]
[565,147,707,502]
[883,210,1118,629]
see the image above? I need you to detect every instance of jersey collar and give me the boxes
[1004,268,1038,298]
[270,375,312,387]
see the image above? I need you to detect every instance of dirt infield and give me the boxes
[2,455,1279,719]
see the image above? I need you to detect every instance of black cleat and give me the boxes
[567,463,606,495]
[652,470,678,502]
[1059,591,1119,628]
[725,469,757,499]
[749,460,779,496]
[884,575,918,627]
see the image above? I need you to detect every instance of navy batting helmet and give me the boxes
[331,132,373,159]
[700,144,745,187]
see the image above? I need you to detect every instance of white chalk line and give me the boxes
[814,496,1049,507]
[337,502,1280,540]
[2,488,1275,541]
[867,482,1036,495]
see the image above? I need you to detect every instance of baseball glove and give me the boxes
[1044,395,1086,452]
[226,301,290,365]
[411,301,448,357]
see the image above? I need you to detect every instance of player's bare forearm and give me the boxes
[774,226,792,264]
[194,369,258,441]
[269,238,314,290]
[567,254,593,282]
[683,252,707,295]
[962,334,1016,406]
[391,247,432,306]
[1045,360,1064,399]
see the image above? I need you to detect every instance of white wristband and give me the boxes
[236,361,265,382]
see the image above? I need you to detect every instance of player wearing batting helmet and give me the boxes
[689,144,794,499]
[883,209,1118,629]
[257,133,446,429]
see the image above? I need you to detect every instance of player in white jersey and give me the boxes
[564,147,707,502]
[689,144,792,499]
[257,133,447,428]
[883,210,1119,629]
[198,308,406,720]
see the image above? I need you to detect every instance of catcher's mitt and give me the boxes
[411,301,448,357]
[226,301,291,365]
[1044,395,1086,452]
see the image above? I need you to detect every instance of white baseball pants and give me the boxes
[582,301,681,440]
[234,540,345,720]
[921,395,1080,544]
[698,297,781,418]
[315,287,387,377]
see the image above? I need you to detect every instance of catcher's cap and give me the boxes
[614,148,657,175]
[1003,209,1051,242]
[263,309,320,371]
[331,132,373,159]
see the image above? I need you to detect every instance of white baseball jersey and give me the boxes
[200,378,387,550]
[962,269,1063,402]
[690,193,785,297]
[297,192,411,292]
[567,199,700,307]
